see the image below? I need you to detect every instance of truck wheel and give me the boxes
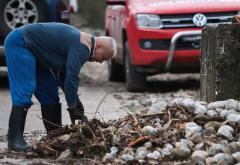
[125,42,146,92]
[107,59,125,82]
[0,0,49,38]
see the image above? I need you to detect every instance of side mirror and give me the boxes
[106,0,126,5]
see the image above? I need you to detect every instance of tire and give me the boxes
[107,59,125,82]
[0,0,50,39]
[124,42,146,92]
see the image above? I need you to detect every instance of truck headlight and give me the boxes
[136,14,163,29]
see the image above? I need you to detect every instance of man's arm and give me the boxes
[57,70,87,123]
[64,44,89,108]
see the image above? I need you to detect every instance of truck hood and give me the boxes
[129,0,240,14]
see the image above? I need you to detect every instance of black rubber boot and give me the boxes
[76,98,88,122]
[41,103,62,133]
[76,98,85,117]
[7,106,30,152]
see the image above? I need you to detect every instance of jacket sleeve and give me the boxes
[64,44,89,108]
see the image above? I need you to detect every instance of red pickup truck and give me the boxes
[105,0,240,92]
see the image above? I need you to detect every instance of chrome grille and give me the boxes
[161,11,238,28]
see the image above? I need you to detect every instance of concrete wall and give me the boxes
[200,24,240,102]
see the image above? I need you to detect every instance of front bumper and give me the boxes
[128,27,202,67]
[166,30,202,71]
[136,62,200,75]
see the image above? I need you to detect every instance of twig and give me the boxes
[78,123,96,139]
[99,128,111,149]
[128,136,150,147]
[130,114,141,129]
[97,112,106,123]
[164,109,172,129]
[85,124,96,139]
[141,112,165,117]
[37,115,62,128]
[93,91,112,118]
[176,104,191,118]
[40,143,57,157]
[164,109,179,130]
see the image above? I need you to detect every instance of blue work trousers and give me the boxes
[4,29,63,107]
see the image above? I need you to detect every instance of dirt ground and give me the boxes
[0,62,200,163]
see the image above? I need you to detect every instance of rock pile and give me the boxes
[28,98,240,165]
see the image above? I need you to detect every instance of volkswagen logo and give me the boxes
[193,13,207,27]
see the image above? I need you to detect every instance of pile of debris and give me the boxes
[27,98,240,164]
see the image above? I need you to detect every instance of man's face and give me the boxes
[89,40,113,63]
[89,48,106,63]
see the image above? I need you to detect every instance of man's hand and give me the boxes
[67,99,87,124]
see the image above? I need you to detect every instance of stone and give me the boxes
[174,139,191,159]
[147,151,161,160]
[194,104,207,115]
[227,114,240,124]
[151,118,162,126]
[102,126,117,133]
[185,122,203,143]
[206,110,218,117]
[194,143,204,150]
[59,134,71,141]
[148,160,160,165]
[208,144,227,156]
[204,121,221,131]
[228,142,240,153]
[206,157,217,165]
[204,127,217,137]
[220,110,230,119]
[191,150,209,159]
[228,109,239,114]
[214,153,234,165]
[225,99,239,110]
[144,142,152,149]
[181,98,196,113]
[161,143,174,157]
[215,108,223,114]
[135,147,149,160]
[122,147,134,156]
[207,101,227,110]
[57,149,71,160]
[217,125,234,140]
[173,98,184,106]
[232,152,240,162]
[121,154,134,162]
[190,157,206,165]
[147,101,168,114]
[110,147,118,156]
[112,135,121,146]
[103,153,114,162]
[123,124,132,133]
[141,125,157,136]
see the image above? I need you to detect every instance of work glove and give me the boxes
[67,99,88,124]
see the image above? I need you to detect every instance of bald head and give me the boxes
[89,36,117,63]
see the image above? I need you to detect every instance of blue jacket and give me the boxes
[20,23,90,108]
